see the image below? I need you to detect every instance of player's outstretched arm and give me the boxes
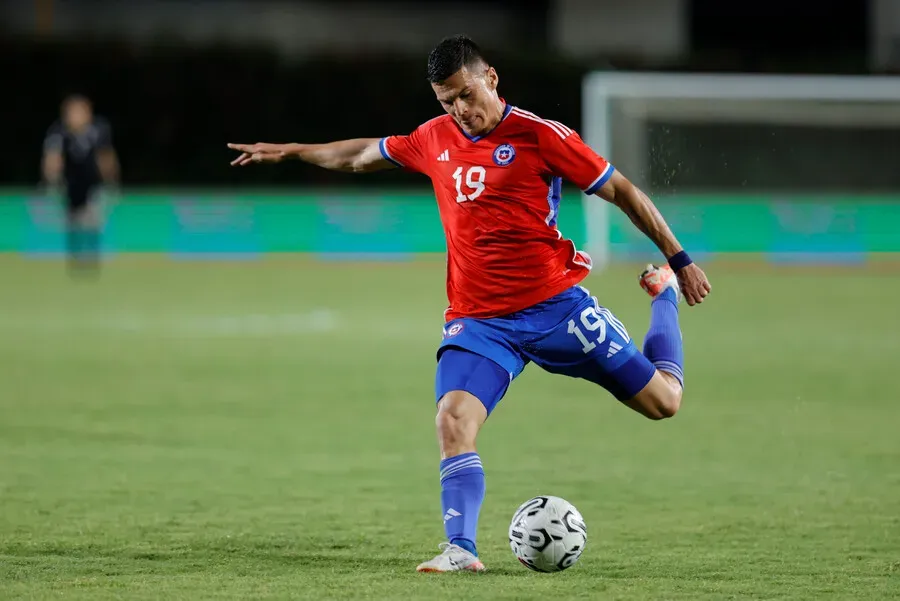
[42,129,64,187]
[41,148,63,187]
[97,148,120,186]
[227,139,394,173]
[596,171,711,305]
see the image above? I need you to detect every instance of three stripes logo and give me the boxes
[443,508,461,523]
[607,341,623,358]
[437,149,450,162]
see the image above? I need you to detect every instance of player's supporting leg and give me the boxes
[416,347,510,573]
[64,194,82,270]
[65,214,79,266]
[65,187,102,276]
[81,198,103,270]
[627,265,685,419]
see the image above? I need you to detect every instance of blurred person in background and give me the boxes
[41,94,120,275]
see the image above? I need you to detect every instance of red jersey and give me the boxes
[379,102,614,321]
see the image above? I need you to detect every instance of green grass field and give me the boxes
[1,256,898,600]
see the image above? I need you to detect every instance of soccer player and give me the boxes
[228,35,711,573]
[42,94,120,274]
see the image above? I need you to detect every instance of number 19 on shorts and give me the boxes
[567,305,630,354]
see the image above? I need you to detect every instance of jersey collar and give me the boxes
[458,100,513,143]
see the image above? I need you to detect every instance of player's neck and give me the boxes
[478,98,506,135]
[490,98,506,127]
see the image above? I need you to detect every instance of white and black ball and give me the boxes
[508,495,587,573]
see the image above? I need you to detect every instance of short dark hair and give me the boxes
[62,93,91,110]
[426,35,487,83]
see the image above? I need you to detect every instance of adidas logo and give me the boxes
[437,149,450,162]
[443,508,461,522]
[607,341,623,358]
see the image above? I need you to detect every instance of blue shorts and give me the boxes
[435,285,655,415]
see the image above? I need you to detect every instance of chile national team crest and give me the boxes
[443,322,464,338]
[492,143,516,166]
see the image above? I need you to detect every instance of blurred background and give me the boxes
[1,0,898,258]
[2,3,900,598]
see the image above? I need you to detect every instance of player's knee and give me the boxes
[435,393,479,439]
[435,390,486,456]
[631,372,682,420]
[648,383,682,420]
[654,392,681,420]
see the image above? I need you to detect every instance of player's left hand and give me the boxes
[677,263,711,306]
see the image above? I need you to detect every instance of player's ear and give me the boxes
[486,66,498,91]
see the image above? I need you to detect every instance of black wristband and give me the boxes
[667,250,692,271]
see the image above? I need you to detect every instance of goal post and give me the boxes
[580,72,900,266]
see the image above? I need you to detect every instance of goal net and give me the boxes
[580,73,900,266]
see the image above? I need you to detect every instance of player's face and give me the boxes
[432,63,500,137]
[63,99,92,132]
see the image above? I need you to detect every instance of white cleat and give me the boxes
[639,263,682,303]
[416,542,486,573]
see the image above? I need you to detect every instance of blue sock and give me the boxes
[440,452,485,556]
[643,287,684,387]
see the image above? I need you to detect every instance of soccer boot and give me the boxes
[416,542,486,573]
[639,263,682,303]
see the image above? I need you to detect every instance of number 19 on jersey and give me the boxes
[453,166,486,202]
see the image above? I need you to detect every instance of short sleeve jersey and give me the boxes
[380,103,615,321]
[43,117,113,185]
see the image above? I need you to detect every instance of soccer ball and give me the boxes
[508,495,587,572]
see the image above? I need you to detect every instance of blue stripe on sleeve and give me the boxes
[378,137,403,167]
[584,164,615,195]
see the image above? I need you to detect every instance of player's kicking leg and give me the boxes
[625,264,685,419]
[416,345,516,573]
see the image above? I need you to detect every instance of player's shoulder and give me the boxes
[92,116,112,133]
[401,114,457,152]
[507,105,577,141]
[45,119,64,136]
[43,120,65,151]
[414,114,455,136]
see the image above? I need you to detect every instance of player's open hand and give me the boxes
[227,143,288,166]
[678,263,711,306]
